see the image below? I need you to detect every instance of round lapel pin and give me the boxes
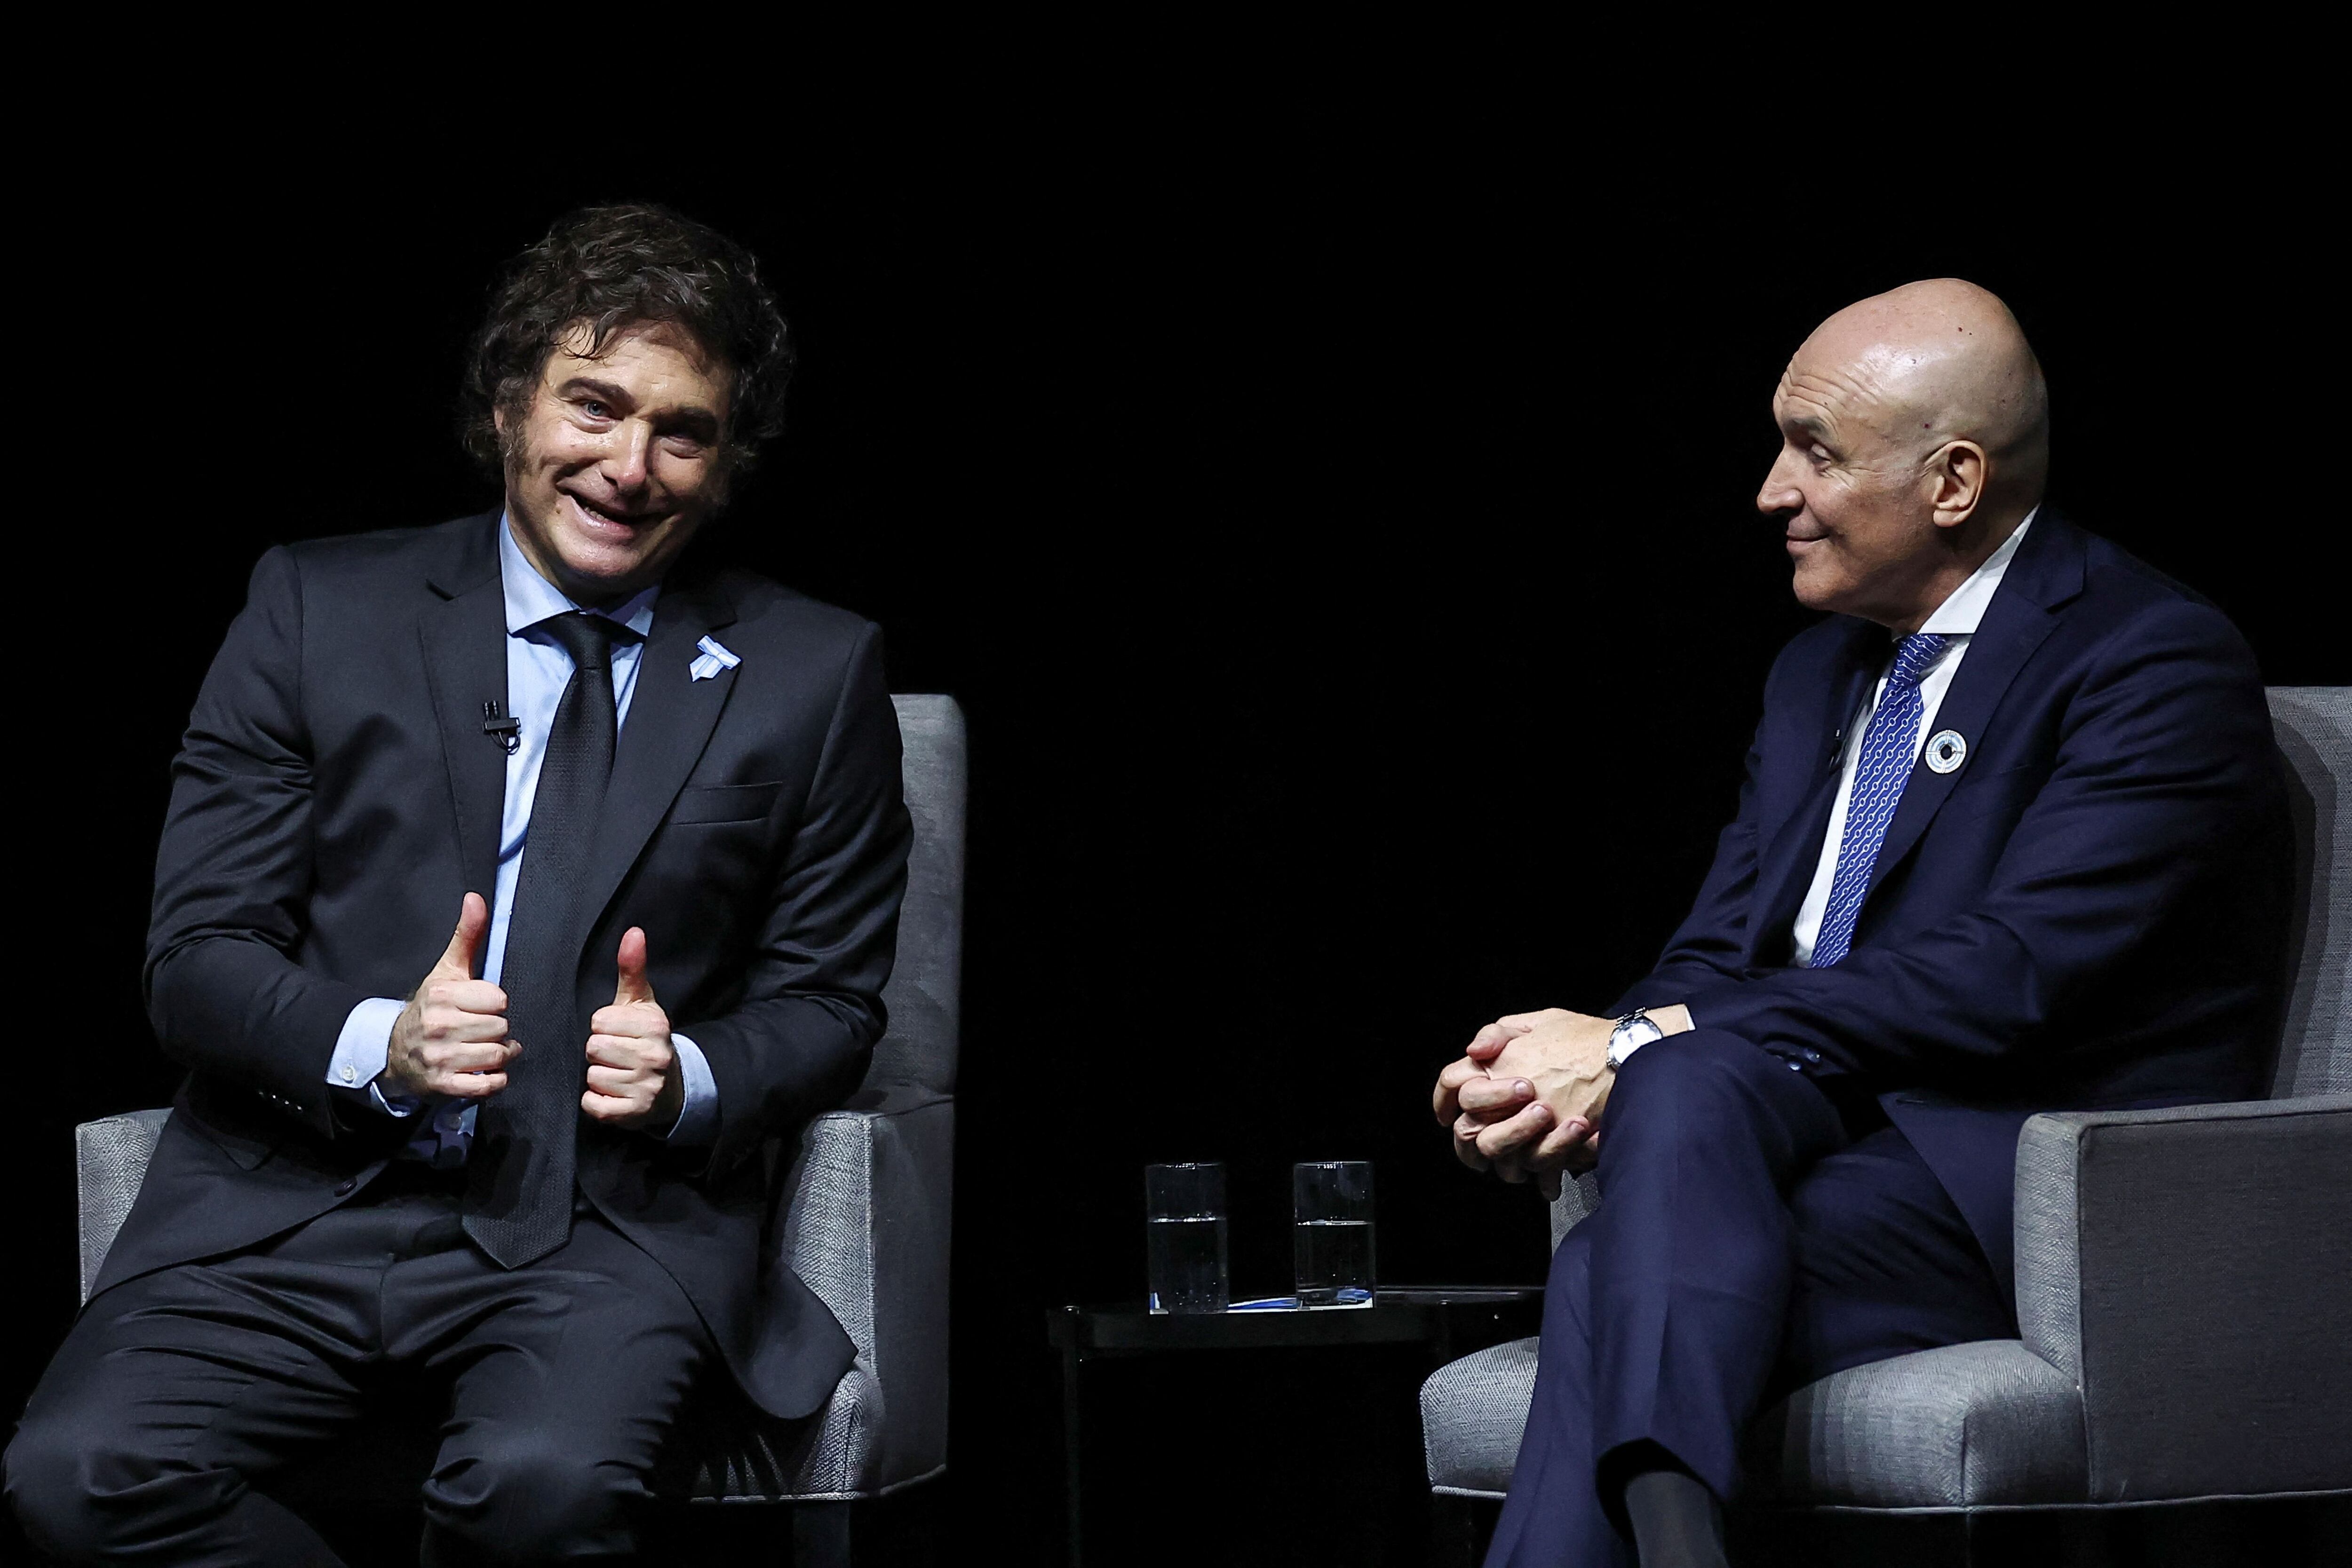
[1925,729,1968,774]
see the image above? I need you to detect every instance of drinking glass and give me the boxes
[1293,1160,1376,1307]
[1145,1163,1230,1315]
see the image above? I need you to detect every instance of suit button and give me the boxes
[335,1179,358,1196]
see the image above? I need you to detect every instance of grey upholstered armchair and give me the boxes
[72,693,966,1563]
[1420,686,2352,1559]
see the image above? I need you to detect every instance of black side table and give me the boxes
[1046,1286,1542,1567]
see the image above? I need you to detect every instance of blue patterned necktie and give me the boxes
[1810,632,1950,968]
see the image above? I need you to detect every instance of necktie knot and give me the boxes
[534,611,640,674]
[1888,632,1950,690]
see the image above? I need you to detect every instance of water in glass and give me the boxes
[1147,1214,1230,1314]
[1294,1218,1375,1307]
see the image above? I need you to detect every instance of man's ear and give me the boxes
[1925,440,1988,531]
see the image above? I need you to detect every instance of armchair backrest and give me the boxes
[2266,687,2351,1098]
[868,695,968,1098]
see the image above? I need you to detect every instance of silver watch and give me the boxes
[1607,1008,1664,1069]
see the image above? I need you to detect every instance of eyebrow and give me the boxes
[557,376,637,409]
[1783,413,1836,446]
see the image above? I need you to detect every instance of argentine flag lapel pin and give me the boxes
[690,635,741,682]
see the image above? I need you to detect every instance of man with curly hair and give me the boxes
[7,205,912,1564]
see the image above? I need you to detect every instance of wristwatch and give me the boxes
[1606,1008,1665,1069]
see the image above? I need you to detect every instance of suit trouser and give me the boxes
[1485,1030,2012,1568]
[6,1169,714,1567]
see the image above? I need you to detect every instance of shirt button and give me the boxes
[1788,1061,1804,1072]
[334,1179,358,1196]
[339,1064,357,1084]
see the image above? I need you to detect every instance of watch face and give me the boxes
[1611,1020,1660,1064]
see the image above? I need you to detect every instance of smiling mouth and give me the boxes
[565,492,659,531]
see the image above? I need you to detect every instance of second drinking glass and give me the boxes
[1293,1160,1376,1307]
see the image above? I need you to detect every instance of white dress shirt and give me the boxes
[325,515,719,1145]
[1788,509,2038,967]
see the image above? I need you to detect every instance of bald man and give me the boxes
[1433,282,2290,1567]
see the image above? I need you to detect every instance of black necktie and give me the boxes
[464,610,641,1268]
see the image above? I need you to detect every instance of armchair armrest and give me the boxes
[770,1087,955,1496]
[76,1109,174,1304]
[1549,1170,1600,1252]
[2013,1094,2352,1501]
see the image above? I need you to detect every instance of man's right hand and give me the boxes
[381,893,518,1100]
[1433,1012,1605,1189]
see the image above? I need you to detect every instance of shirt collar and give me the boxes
[499,511,661,639]
[1916,505,2038,638]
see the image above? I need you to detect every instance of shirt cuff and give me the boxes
[667,1031,719,1145]
[328,997,425,1118]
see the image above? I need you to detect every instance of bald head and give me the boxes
[1759,279,2051,630]
[1801,279,2049,498]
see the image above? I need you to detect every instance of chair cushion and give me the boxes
[1422,1338,2087,1508]
[1420,1337,1538,1497]
[1743,1340,2085,1507]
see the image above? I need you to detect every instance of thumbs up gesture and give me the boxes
[582,927,682,1131]
[384,893,519,1100]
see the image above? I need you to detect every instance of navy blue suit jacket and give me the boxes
[1616,510,2291,1295]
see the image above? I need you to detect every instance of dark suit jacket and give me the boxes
[99,510,912,1420]
[1616,509,2291,1296]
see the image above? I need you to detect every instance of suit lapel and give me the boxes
[1866,513,2087,895]
[575,576,744,944]
[1750,620,1880,952]
[419,515,509,936]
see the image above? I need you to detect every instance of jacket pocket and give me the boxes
[670,780,786,826]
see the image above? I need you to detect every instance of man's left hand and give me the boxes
[582,927,683,1132]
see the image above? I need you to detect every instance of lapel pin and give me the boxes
[1925,729,1968,774]
[690,635,741,682]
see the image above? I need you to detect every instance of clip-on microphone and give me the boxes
[482,701,520,755]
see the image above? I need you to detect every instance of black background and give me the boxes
[11,103,2339,1564]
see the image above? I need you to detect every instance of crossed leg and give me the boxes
[1483,1030,2010,1567]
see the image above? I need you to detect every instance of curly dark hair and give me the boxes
[461,203,793,487]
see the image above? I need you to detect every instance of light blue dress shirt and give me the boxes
[326,515,720,1149]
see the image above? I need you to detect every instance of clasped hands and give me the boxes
[1431,1005,1691,1200]
[381,893,683,1132]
